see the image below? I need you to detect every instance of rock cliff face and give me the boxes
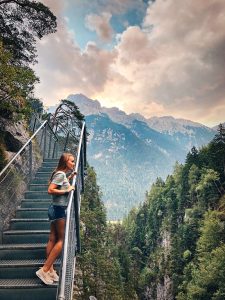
[157,232,173,300]
[143,230,173,300]
[0,117,30,160]
[0,117,41,242]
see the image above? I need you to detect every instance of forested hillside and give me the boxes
[114,124,225,299]
[64,94,215,220]
[77,125,225,300]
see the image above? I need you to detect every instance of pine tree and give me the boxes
[214,124,225,144]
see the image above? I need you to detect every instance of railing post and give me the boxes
[52,123,58,158]
[29,141,33,182]
[80,144,84,193]
[48,124,53,159]
[54,141,59,159]
[40,126,44,151]
[84,126,87,166]
[64,132,69,151]
[74,184,81,254]
[43,125,47,159]
[32,116,37,133]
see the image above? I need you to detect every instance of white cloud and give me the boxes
[85,12,113,42]
[34,0,225,126]
[34,11,117,106]
[101,0,225,124]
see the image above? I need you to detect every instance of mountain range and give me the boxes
[49,94,217,220]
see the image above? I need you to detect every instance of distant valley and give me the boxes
[49,94,216,220]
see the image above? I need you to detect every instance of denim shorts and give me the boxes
[48,204,66,222]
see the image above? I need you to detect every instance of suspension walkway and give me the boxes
[0,103,87,300]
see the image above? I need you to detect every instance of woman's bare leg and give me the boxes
[43,218,65,273]
[46,222,57,272]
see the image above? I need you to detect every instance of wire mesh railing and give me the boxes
[57,122,86,300]
[0,112,82,235]
[0,116,59,208]
[0,118,47,236]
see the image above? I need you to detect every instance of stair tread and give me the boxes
[25,191,49,193]
[11,218,49,222]
[29,184,48,186]
[0,278,57,288]
[0,259,60,267]
[0,243,46,250]
[35,172,53,174]
[17,208,48,211]
[30,183,49,184]
[20,199,51,201]
[4,230,50,235]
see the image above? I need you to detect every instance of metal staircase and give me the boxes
[0,103,87,300]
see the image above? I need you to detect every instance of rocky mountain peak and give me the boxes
[147,116,212,135]
[46,93,217,219]
[66,94,216,135]
[67,94,101,115]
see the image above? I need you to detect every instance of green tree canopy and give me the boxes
[0,0,57,65]
[0,41,38,118]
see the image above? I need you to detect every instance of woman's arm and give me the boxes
[48,183,75,195]
[68,171,77,180]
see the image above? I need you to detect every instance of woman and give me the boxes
[36,153,76,285]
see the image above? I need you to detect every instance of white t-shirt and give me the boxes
[51,171,70,207]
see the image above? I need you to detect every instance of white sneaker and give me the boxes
[48,269,59,282]
[36,267,54,285]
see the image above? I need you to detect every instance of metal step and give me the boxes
[20,200,50,209]
[0,278,57,300]
[0,243,46,260]
[0,259,60,279]
[32,178,49,184]
[43,158,58,163]
[3,230,50,244]
[38,165,54,169]
[24,191,51,199]
[38,166,56,172]
[10,219,49,230]
[29,184,48,191]
[16,208,48,218]
[41,165,57,169]
[35,172,52,179]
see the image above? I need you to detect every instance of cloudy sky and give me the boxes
[34,0,225,127]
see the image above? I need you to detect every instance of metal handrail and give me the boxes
[0,120,48,177]
[57,121,86,300]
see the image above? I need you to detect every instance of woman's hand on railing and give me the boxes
[67,185,75,192]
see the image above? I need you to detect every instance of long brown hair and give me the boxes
[49,153,75,184]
